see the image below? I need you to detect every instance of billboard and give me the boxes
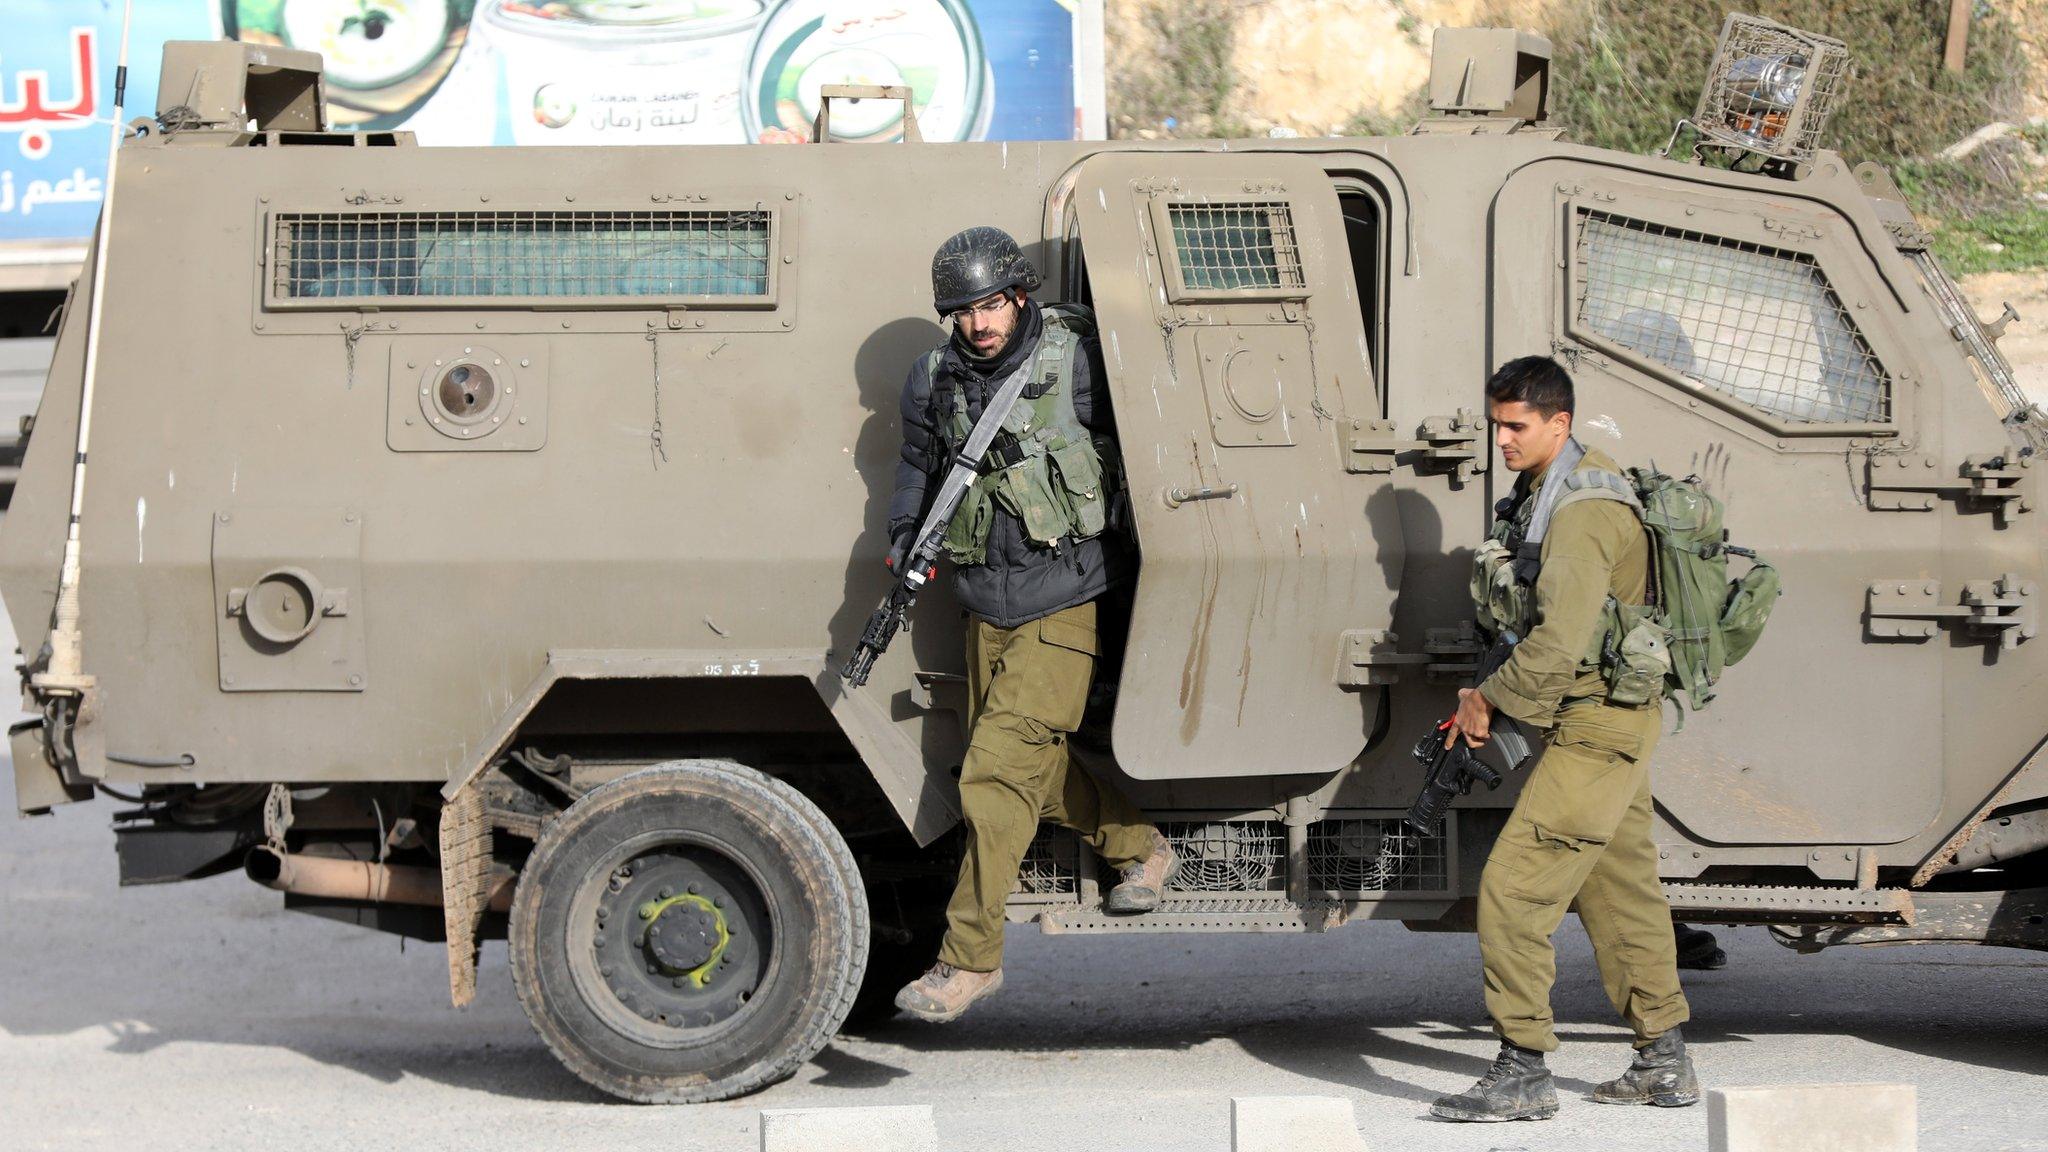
[1,5,214,247]
[0,1,1102,253]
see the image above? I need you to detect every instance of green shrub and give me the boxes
[1546,0,2031,167]
[1920,203,2048,276]
[1541,1,2042,269]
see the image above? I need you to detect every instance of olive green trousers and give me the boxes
[1477,699,1691,1052]
[938,601,1158,973]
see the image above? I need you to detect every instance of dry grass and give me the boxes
[1107,0,1249,139]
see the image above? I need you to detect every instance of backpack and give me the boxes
[1556,467,1782,713]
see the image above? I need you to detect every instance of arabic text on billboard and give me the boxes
[1,1,1089,246]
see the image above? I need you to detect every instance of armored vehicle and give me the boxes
[4,21,2044,1103]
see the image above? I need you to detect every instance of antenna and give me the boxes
[34,0,134,720]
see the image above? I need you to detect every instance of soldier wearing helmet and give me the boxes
[887,226,1175,1023]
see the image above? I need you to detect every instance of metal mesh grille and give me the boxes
[1574,211,1889,425]
[1693,15,1850,164]
[270,210,773,303]
[1015,825,1078,896]
[1167,203,1304,291]
[1305,819,1448,894]
[1162,820,1284,892]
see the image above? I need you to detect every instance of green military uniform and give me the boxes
[1474,445,1690,1053]
[939,600,1156,972]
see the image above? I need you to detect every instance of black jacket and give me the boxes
[889,301,1133,629]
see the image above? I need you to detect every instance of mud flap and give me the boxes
[440,785,492,1007]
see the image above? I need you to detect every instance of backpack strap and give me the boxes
[1027,319,1076,398]
[1552,468,1644,518]
[1557,466,1662,614]
[1514,452,1644,586]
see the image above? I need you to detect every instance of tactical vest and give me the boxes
[927,304,1113,566]
[1470,440,1674,708]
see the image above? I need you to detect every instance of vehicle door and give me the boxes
[1489,159,2024,857]
[1068,152,1402,780]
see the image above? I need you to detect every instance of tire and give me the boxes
[509,760,868,1103]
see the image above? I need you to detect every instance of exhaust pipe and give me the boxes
[245,846,513,912]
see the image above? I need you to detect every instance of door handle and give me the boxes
[1163,483,1240,508]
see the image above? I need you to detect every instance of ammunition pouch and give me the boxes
[1599,599,1674,708]
[1471,536,1528,639]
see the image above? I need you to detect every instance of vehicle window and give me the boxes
[1167,202,1304,292]
[1573,210,1889,425]
[1336,187,1387,412]
[270,209,774,304]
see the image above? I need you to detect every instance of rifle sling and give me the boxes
[910,358,1036,563]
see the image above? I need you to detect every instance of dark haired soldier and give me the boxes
[887,226,1174,1023]
[1431,356,1699,1122]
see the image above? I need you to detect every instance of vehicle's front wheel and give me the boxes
[509,760,867,1103]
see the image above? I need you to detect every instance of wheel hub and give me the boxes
[642,895,728,979]
[579,849,770,1037]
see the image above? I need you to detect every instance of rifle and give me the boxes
[840,356,1037,688]
[1403,633,1536,836]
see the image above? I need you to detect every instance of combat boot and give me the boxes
[1675,923,1727,970]
[893,962,1003,1023]
[1104,830,1177,914]
[1592,1027,1701,1107]
[1429,1042,1558,1122]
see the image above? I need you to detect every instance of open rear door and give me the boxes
[1072,152,1403,780]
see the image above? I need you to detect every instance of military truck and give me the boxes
[4,20,2044,1104]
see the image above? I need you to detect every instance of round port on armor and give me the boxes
[243,567,324,646]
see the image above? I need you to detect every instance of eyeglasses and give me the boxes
[948,296,1011,323]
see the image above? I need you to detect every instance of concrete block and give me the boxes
[1231,1095,1370,1152]
[759,1105,940,1152]
[1709,1084,1916,1152]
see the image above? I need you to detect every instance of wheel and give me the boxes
[509,760,868,1103]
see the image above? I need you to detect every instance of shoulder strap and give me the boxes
[1520,438,1586,552]
[1514,441,1646,581]
[1552,468,1644,519]
[1029,322,1077,397]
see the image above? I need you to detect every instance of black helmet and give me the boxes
[930,226,1040,315]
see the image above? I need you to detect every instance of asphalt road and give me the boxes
[1,797,2044,1152]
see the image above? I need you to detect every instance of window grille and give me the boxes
[269,209,774,305]
[1016,825,1077,896]
[1167,202,1304,292]
[1574,211,1888,425]
[1160,820,1284,892]
[1305,819,1448,893]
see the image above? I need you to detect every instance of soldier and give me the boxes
[1430,356,1700,1122]
[887,226,1176,1024]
